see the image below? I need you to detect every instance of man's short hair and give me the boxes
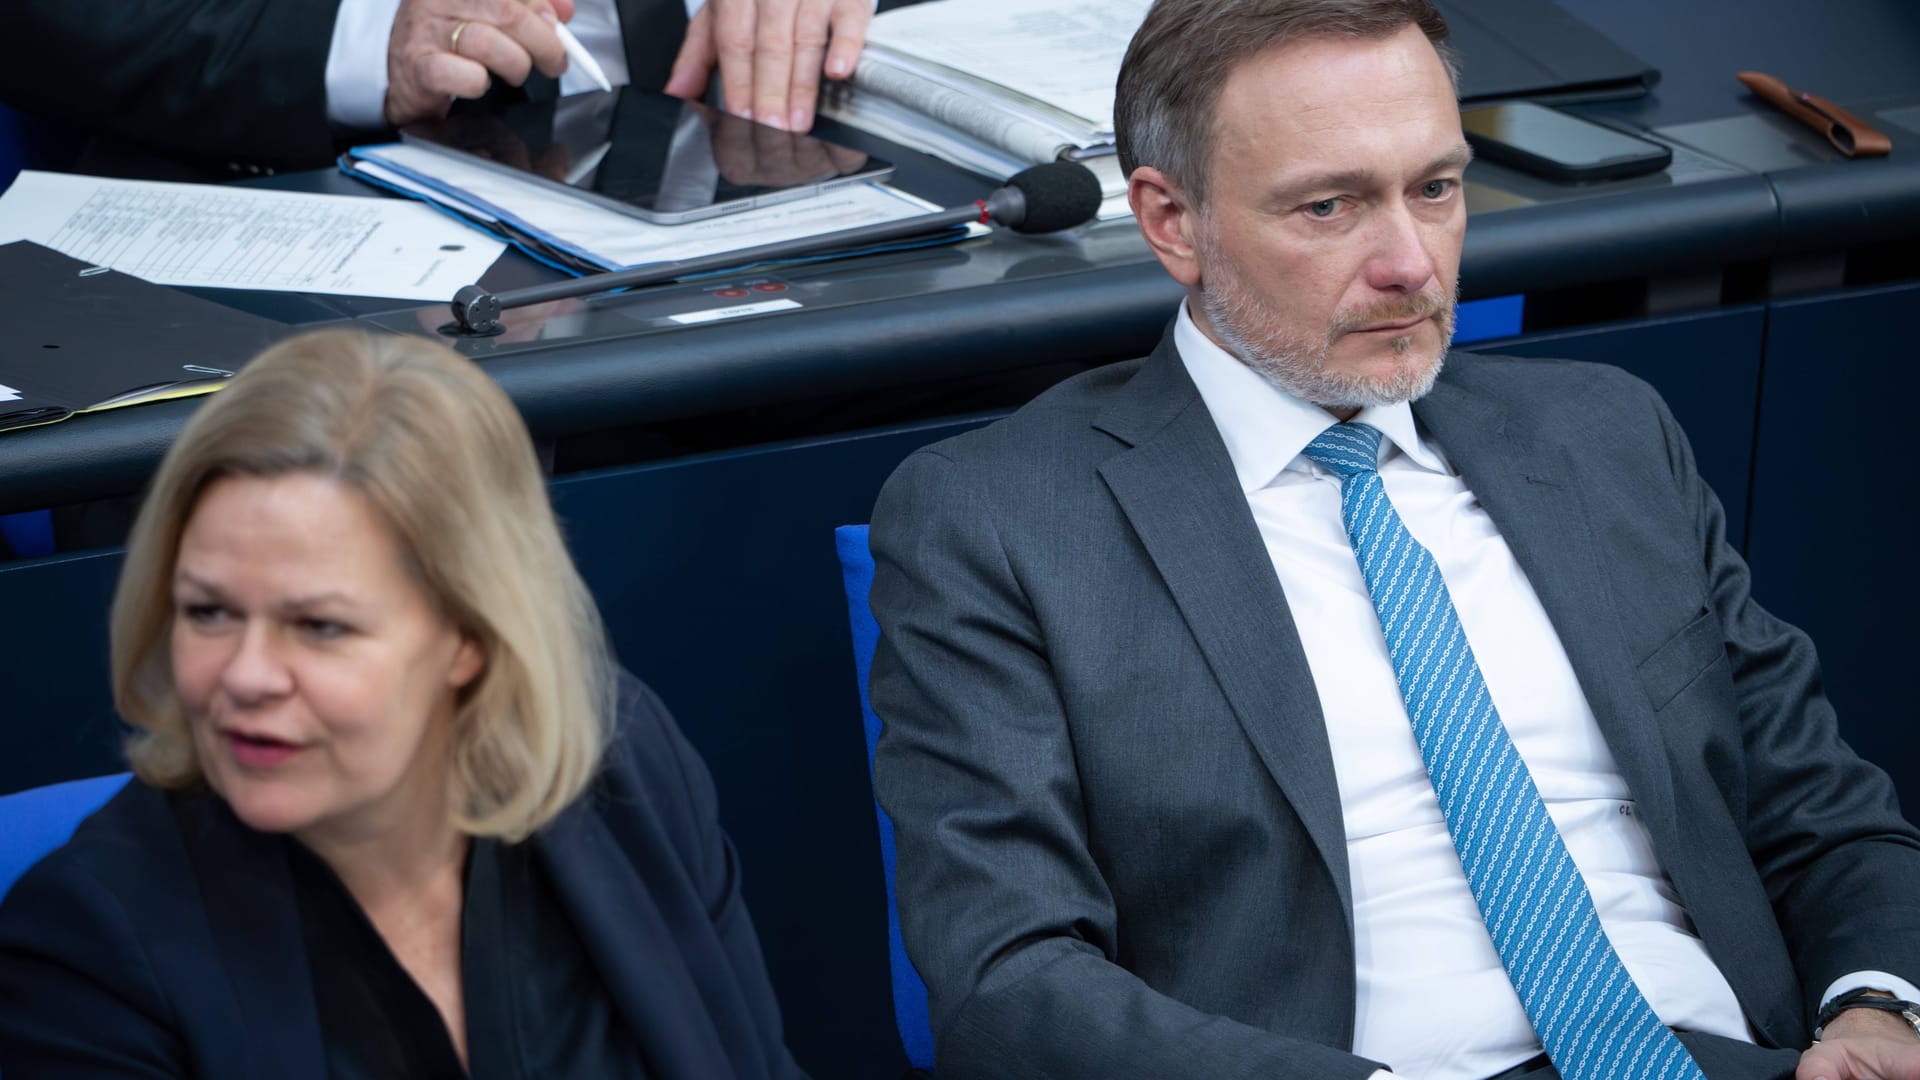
[1114,0,1457,207]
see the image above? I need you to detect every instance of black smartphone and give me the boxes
[1460,101,1671,182]
[402,89,893,225]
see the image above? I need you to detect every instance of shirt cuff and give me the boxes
[1367,1071,1394,1080]
[326,0,404,130]
[1820,970,1920,1014]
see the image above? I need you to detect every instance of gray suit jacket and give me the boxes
[867,326,1920,1079]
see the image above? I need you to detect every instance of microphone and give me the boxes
[979,160,1107,234]
[448,161,1105,336]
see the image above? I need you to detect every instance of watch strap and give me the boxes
[1814,987,1920,1040]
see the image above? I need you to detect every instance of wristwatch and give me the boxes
[1813,988,1920,1040]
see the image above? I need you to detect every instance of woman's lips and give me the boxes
[224,730,303,768]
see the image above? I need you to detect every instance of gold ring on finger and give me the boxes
[449,20,471,55]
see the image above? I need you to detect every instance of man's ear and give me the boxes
[1128,165,1202,289]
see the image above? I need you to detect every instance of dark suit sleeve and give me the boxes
[869,449,1383,1080]
[0,854,188,1076]
[609,672,808,1080]
[1645,384,1920,1020]
[0,0,345,169]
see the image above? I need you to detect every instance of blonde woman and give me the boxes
[0,330,805,1079]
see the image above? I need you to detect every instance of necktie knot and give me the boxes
[1302,422,1384,481]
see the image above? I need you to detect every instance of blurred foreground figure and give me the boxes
[0,329,806,1079]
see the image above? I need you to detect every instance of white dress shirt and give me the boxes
[1174,303,1776,1078]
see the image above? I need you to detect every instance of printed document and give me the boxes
[864,0,1152,129]
[0,171,506,300]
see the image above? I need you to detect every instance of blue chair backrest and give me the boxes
[0,773,131,902]
[834,524,935,1072]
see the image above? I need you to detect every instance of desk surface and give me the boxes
[2,0,1917,517]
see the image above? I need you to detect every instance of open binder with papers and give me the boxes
[340,90,989,276]
[0,242,285,435]
[344,141,961,275]
[822,0,1144,218]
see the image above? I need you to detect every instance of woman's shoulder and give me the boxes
[0,780,207,1067]
[0,778,228,931]
[8,779,179,897]
[568,669,725,868]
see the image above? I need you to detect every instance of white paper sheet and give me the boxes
[354,143,955,271]
[0,172,507,300]
[865,0,1152,130]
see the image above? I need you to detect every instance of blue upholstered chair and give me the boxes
[834,524,935,1075]
[0,773,131,902]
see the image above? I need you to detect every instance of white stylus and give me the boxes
[553,21,614,93]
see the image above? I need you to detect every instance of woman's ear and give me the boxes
[448,632,486,692]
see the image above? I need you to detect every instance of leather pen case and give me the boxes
[1737,70,1893,158]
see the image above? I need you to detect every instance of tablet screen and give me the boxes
[402,89,892,223]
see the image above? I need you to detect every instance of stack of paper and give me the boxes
[0,172,506,301]
[822,0,1149,218]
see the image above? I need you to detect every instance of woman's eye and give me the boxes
[182,603,228,627]
[1306,198,1341,218]
[299,618,348,641]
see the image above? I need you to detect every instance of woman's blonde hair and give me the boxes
[111,328,613,842]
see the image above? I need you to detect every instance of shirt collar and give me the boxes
[1174,301,1448,493]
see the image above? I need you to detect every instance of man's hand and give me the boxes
[386,0,578,128]
[664,0,873,133]
[1799,1005,1920,1080]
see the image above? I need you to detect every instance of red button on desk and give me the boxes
[752,282,788,293]
[712,288,750,298]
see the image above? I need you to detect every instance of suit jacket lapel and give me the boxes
[537,800,738,1080]
[1412,379,1682,862]
[1094,333,1354,923]
[172,796,329,1080]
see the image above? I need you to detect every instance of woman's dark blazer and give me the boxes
[0,673,806,1080]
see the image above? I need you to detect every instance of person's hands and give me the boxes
[386,0,578,128]
[663,0,874,133]
[1799,1006,1920,1080]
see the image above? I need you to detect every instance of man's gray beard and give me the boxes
[1197,253,1459,410]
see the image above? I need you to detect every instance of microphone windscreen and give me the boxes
[1006,162,1105,234]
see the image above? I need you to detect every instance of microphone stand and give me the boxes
[446,192,1015,336]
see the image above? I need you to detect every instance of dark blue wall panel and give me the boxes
[0,549,125,793]
[1746,281,1920,810]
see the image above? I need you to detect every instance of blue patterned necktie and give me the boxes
[1301,423,1702,1080]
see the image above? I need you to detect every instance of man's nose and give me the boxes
[219,623,293,705]
[1362,204,1439,293]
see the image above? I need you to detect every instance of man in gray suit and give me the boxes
[867,1,1920,1078]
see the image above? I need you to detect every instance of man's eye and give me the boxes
[1306,198,1341,218]
[1422,179,1453,199]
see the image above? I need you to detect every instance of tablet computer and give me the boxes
[401,88,893,225]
